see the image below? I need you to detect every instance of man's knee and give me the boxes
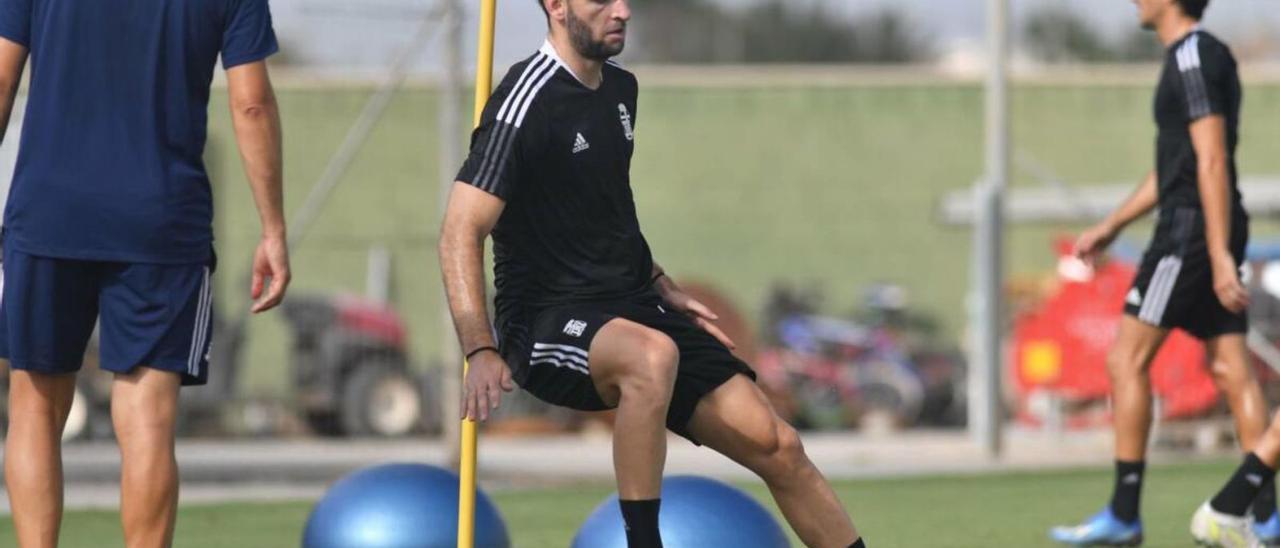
[1106,346,1149,382]
[753,421,808,479]
[7,371,77,422]
[1208,356,1255,389]
[618,331,679,395]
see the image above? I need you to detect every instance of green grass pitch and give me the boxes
[0,459,1245,547]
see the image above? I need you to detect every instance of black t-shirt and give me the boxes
[1153,28,1245,220]
[456,42,654,329]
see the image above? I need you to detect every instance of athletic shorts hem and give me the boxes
[107,360,206,386]
[1123,307,1247,340]
[3,358,83,374]
[666,369,755,445]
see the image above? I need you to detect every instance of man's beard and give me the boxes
[566,7,624,60]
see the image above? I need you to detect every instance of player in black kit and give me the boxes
[1050,1,1274,546]
[438,1,864,547]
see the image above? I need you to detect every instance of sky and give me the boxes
[273,0,1280,73]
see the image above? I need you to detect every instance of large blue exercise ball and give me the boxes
[302,462,509,548]
[572,475,790,548]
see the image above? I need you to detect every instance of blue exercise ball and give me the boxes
[572,475,790,548]
[302,462,509,548]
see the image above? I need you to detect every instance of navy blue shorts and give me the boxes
[0,246,215,385]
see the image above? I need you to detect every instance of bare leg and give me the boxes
[688,375,857,548]
[1205,334,1267,452]
[1256,413,1280,468]
[112,367,181,548]
[4,369,77,548]
[588,319,679,500]
[1109,316,1170,461]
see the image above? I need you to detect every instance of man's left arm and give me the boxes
[1188,41,1247,313]
[651,262,736,349]
[1191,116,1247,313]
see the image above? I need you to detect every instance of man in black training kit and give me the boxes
[438,1,864,547]
[1050,0,1272,546]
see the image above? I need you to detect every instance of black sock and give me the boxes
[1109,460,1145,523]
[849,539,866,548]
[1212,453,1277,517]
[1253,473,1277,520]
[619,499,662,548]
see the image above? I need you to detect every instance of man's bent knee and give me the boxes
[755,421,809,480]
[614,330,678,389]
[1209,358,1255,389]
[637,332,678,380]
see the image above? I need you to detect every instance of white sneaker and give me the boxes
[1191,501,1263,548]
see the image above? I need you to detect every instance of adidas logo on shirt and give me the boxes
[1125,288,1142,306]
[572,132,590,154]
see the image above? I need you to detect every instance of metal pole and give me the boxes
[458,3,497,545]
[969,0,1008,458]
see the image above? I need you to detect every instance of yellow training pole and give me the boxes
[458,1,496,546]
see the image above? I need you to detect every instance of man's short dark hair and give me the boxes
[1176,0,1209,20]
[535,0,548,17]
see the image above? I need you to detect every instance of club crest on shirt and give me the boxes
[618,103,634,141]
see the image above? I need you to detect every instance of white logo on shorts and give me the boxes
[563,319,588,337]
[1125,288,1142,306]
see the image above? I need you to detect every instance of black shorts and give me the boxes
[499,291,755,443]
[1124,207,1248,340]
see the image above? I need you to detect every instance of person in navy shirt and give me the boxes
[0,0,290,545]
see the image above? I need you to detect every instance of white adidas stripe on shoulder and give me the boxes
[494,53,549,125]
[473,52,561,191]
[498,53,556,127]
[1175,34,1201,71]
[1175,33,1212,119]
[511,63,558,127]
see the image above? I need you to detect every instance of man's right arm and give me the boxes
[439,182,512,421]
[439,182,504,354]
[1103,170,1159,234]
[226,60,290,313]
[0,38,26,145]
[1074,171,1158,263]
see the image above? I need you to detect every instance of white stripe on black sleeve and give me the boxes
[1176,35,1212,119]
[473,55,559,193]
